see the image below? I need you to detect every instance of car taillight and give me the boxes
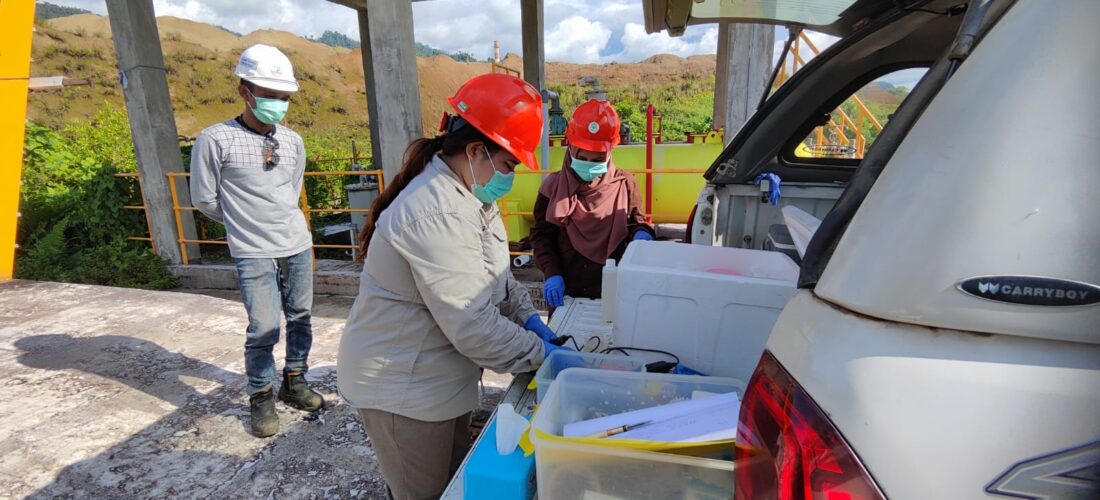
[684,204,698,244]
[736,351,885,500]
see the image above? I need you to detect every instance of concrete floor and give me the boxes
[0,280,513,499]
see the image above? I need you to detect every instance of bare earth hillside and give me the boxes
[29,13,718,137]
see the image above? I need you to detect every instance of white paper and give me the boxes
[610,399,739,442]
[782,205,822,258]
[495,403,529,455]
[562,391,741,442]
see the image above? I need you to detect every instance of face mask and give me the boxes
[468,147,514,204]
[570,156,609,182]
[247,89,289,125]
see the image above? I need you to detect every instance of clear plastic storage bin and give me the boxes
[534,349,647,403]
[531,368,745,500]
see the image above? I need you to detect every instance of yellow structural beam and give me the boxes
[0,1,36,281]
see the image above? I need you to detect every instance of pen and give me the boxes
[585,420,653,438]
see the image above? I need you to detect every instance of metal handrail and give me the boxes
[157,166,385,265]
[779,32,886,157]
[126,161,705,264]
[112,172,157,253]
[491,61,521,77]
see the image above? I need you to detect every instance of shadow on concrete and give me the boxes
[15,333,239,408]
[13,334,384,499]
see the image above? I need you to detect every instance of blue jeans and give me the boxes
[235,248,313,394]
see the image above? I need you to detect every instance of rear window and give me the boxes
[791,67,927,163]
[691,0,858,26]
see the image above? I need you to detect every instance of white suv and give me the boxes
[648,0,1100,498]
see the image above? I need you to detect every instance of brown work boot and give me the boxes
[249,388,278,438]
[277,371,324,412]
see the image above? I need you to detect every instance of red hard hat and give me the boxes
[447,73,545,170]
[566,99,621,153]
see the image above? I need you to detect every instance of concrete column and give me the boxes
[521,0,545,91]
[357,0,423,185]
[712,23,731,132]
[105,0,198,264]
[722,24,775,145]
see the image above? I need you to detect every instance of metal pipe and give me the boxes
[645,104,655,223]
[759,27,801,113]
[540,89,557,174]
[166,176,188,265]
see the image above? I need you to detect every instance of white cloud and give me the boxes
[43,0,722,63]
[544,16,612,64]
[614,22,718,62]
[412,0,521,60]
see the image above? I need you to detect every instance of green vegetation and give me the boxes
[550,74,717,142]
[19,103,371,281]
[19,106,178,289]
[831,86,909,146]
[315,30,360,49]
[35,2,90,21]
[415,42,448,57]
[314,33,477,63]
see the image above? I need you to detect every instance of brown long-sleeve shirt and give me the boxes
[530,168,654,299]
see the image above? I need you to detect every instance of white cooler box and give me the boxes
[611,241,798,382]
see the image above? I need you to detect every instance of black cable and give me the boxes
[600,346,679,365]
[554,335,603,353]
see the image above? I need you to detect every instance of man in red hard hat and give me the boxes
[531,99,655,310]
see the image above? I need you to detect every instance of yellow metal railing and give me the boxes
[157,166,384,265]
[113,172,158,254]
[777,32,885,158]
[126,164,705,262]
[491,61,521,78]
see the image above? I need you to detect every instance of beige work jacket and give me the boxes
[338,155,544,422]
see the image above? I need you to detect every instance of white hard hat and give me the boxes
[235,44,299,92]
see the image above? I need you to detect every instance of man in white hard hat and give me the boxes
[189,44,323,438]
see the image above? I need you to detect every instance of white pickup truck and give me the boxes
[448,1,1100,498]
[660,0,1100,498]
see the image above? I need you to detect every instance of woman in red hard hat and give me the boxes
[338,73,566,499]
[531,99,656,310]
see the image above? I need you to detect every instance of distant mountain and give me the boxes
[316,30,360,49]
[215,25,242,37]
[415,42,447,57]
[35,2,90,20]
[28,12,731,139]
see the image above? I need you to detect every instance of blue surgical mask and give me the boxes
[570,156,609,182]
[247,89,289,125]
[468,148,514,204]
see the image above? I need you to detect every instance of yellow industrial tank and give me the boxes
[501,140,724,242]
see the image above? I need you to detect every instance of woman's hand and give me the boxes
[525,314,557,342]
[543,275,566,309]
[542,338,574,358]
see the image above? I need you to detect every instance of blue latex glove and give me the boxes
[753,172,782,206]
[542,338,574,358]
[524,314,557,342]
[632,230,654,241]
[543,275,565,309]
